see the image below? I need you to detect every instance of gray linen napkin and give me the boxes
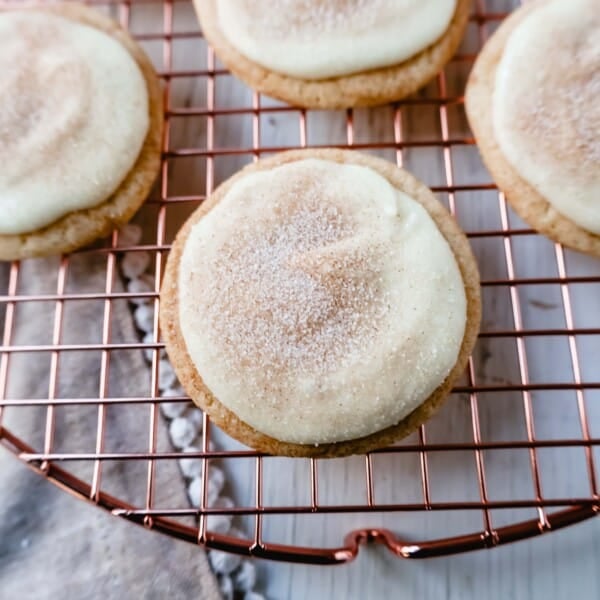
[0,253,221,600]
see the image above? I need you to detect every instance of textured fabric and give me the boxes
[0,254,221,600]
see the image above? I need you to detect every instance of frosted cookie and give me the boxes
[194,0,471,108]
[0,3,163,260]
[466,0,600,256]
[160,149,481,457]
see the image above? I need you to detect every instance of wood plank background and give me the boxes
[1,1,599,598]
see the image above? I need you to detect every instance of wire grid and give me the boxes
[0,0,599,564]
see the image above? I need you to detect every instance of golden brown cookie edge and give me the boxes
[160,148,481,458]
[464,1,600,257]
[194,0,471,109]
[0,2,164,261]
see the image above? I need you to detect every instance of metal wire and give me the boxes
[0,0,599,564]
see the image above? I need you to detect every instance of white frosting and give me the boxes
[493,0,600,234]
[0,11,149,235]
[216,0,457,79]
[178,159,466,444]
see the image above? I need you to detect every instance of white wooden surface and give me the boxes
[3,1,600,599]
[150,2,600,597]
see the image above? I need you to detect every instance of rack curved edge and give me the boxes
[2,425,598,565]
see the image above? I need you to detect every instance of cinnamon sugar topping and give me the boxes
[206,195,388,379]
[237,0,387,39]
[0,18,90,170]
[512,22,600,172]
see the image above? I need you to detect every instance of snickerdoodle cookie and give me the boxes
[0,3,163,260]
[466,0,600,256]
[160,149,480,457]
[194,0,471,108]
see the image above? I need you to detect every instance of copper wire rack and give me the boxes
[1,0,599,565]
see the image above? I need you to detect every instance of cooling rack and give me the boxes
[0,0,599,565]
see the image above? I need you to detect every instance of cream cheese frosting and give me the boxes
[178,159,467,444]
[492,0,600,235]
[0,11,149,235]
[216,0,458,79]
